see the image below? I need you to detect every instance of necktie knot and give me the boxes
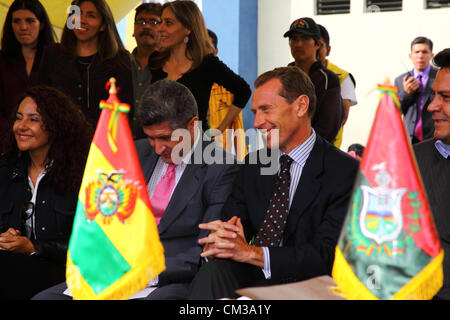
[167,164,177,174]
[280,155,293,174]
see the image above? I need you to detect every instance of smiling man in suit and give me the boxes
[395,37,437,143]
[188,66,359,300]
[33,80,238,300]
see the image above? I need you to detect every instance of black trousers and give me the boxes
[32,282,191,300]
[188,259,267,300]
[0,251,65,300]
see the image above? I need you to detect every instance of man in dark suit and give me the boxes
[188,66,359,300]
[33,80,238,300]
[414,48,450,300]
[395,37,437,143]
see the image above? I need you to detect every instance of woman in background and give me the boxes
[38,0,134,130]
[150,0,251,134]
[0,85,92,300]
[0,0,56,152]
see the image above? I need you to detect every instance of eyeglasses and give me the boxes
[21,201,35,239]
[135,18,161,26]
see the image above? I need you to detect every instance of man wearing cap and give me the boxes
[285,17,344,144]
[317,24,357,149]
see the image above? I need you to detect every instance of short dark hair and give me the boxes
[347,143,365,157]
[411,36,433,52]
[208,29,218,49]
[318,24,330,47]
[135,2,162,21]
[254,66,317,119]
[137,80,198,130]
[433,48,450,69]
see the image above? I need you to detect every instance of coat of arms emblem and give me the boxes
[84,171,139,224]
[359,163,407,245]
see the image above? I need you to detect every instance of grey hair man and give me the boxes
[33,80,239,300]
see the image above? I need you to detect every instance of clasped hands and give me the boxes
[198,216,264,268]
[0,228,35,254]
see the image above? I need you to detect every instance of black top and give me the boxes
[289,61,344,143]
[151,54,251,131]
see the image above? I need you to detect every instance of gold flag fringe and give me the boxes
[67,246,165,300]
[393,249,444,300]
[332,246,378,300]
[332,246,444,300]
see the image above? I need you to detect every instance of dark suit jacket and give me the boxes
[394,68,437,141]
[221,135,359,283]
[0,156,76,264]
[135,138,239,287]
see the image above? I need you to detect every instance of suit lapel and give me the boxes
[141,149,159,183]
[284,138,324,241]
[158,163,205,234]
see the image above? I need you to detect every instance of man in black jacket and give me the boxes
[414,48,450,300]
[285,17,344,144]
[188,67,358,300]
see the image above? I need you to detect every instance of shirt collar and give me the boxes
[281,129,316,167]
[435,140,450,159]
[414,64,431,79]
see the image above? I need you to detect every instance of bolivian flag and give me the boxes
[66,78,165,300]
[332,83,443,300]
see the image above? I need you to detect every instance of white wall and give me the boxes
[258,0,450,151]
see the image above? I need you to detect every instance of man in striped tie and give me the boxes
[189,66,359,300]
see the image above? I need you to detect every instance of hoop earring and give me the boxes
[184,36,189,44]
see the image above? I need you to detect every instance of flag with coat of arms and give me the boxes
[332,82,443,300]
[66,78,165,300]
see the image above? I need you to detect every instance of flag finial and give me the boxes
[108,77,117,95]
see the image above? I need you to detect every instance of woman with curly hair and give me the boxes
[0,85,93,300]
[0,0,56,151]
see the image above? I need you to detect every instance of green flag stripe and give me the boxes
[69,204,131,295]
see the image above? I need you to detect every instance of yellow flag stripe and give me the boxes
[80,144,160,269]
